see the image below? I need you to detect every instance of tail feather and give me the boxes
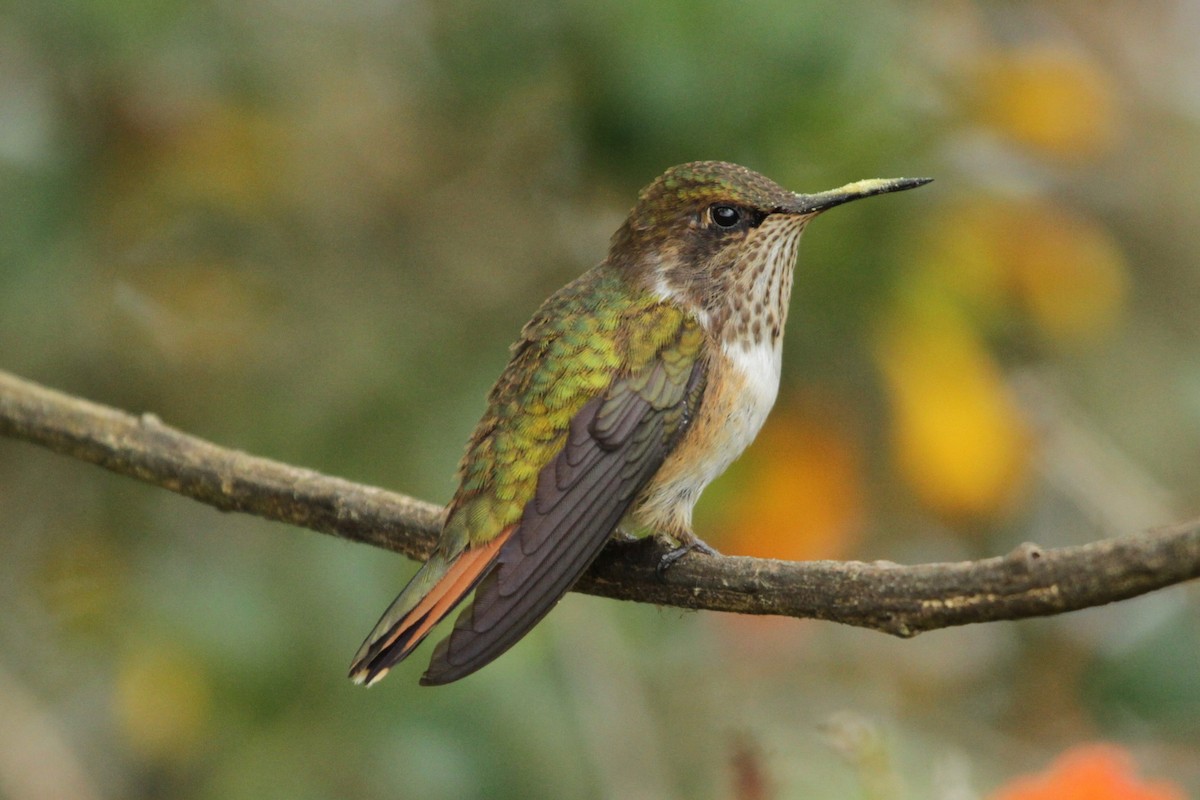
[348,534,507,686]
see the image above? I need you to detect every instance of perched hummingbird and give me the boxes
[350,161,929,686]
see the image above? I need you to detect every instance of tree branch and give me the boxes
[1,369,1197,636]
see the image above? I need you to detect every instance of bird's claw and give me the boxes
[656,538,720,577]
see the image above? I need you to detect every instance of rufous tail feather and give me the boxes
[348,532,508,686]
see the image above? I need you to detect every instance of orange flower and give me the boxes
[716,403,864,561]
[989,744,1186,800]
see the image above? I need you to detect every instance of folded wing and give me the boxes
[420,338,706,685]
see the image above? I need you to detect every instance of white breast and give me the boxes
[721,337,783,457]
[628,336,783,536]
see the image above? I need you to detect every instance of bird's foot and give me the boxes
[657,535,720,576]
[610,525,642,544]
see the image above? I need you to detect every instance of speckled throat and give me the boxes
[721,214,808,351]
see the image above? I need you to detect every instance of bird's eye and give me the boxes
[710,205,741,228]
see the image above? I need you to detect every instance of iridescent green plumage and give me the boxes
[447,265,704,550]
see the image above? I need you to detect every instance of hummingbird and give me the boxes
[349,161,930,686]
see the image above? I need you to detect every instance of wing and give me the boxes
[350,266,707,686]
[420,327,707,685]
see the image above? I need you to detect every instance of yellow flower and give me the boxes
[876,299,1031,520]
[916,198,1127,345]
[975,45,1119,160]
[1005,204,1127,344]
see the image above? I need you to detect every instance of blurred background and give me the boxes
[2,0,1199,797]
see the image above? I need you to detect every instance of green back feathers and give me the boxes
[444,266,702,549]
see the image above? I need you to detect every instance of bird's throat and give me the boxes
[720,214,806,353]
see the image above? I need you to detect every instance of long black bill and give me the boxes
[784,176,933,216]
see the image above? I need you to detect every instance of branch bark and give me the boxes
[1,369,1197,637]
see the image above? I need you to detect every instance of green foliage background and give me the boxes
[1,1,1199,797]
